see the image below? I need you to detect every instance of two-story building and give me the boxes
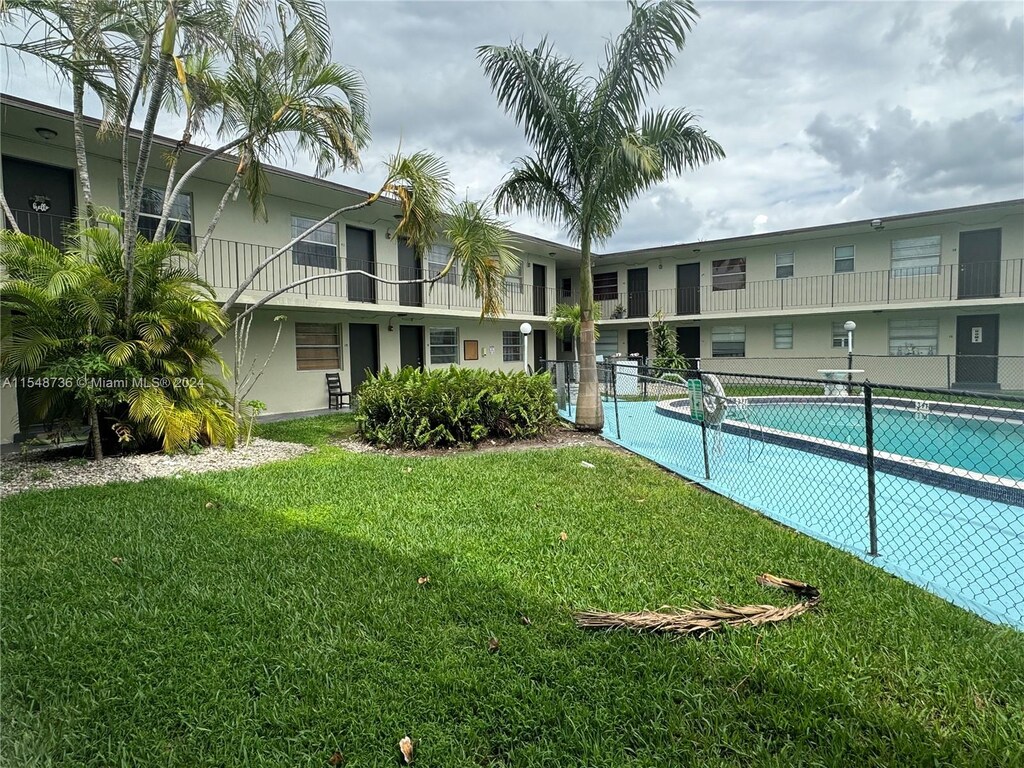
[2,94,1022,445]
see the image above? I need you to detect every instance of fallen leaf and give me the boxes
[328,750,345,766]
[399,736,414,764]
[204,501,215,509]
[487,636,501,654]
[581,461,595,469]
[520,614,532,626]
[559,531,568,542]
[417,576,430,585]
[636,498,646,503]
[111,557,124,566]
[402,467,413,474]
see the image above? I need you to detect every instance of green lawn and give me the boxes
[2,417,1022,766]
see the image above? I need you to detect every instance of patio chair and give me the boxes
[325,372,350,409]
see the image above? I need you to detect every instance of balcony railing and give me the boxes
[572,259,1023,319]
[5,209,1021,319]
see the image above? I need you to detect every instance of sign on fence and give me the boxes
[688,378,704,422]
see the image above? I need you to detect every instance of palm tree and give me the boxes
[478,0,724,430]
[1,213,236,458]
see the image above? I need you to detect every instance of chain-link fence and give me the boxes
[546,360,1024,630]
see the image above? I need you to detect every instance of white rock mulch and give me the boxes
[0,438,313,498]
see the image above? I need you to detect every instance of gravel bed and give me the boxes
[0,438,314,498]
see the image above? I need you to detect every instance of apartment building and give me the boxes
[2,93,1022,443]
[569,199,1023,387]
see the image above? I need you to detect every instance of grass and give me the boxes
[2,421,1022,766]
[254,412,359,445]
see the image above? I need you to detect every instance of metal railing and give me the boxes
[547,358,1024,629]
[6,208,1021,318]
[566,259,1023,318]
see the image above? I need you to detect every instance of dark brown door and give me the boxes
[627,328,648,359]
[532,329,547,372]
[346,227,376,303]
[958,229,1001,299]
[675,326,700,367]
[399,325,424,370]
[955,315,999,386]
[1,156,76,248]
[349,323,379,394]
[676,263,700,315]
[398,241,422,307]
[627,268,648,318]
[533,264,547,316]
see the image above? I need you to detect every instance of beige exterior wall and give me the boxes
[225,310,555,415]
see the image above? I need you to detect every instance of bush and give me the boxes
[356,367,557,448]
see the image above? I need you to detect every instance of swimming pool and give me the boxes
[656,396,1024,506]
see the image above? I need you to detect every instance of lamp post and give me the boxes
[520,322,533,374]
[844,320,856,393]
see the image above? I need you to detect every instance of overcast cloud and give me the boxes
[3,0,1022,251]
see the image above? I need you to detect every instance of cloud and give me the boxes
[940,3,1024,79]
[805,106,1024,194]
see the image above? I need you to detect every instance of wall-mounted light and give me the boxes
[35,127,58,141]
[871,219,884,231]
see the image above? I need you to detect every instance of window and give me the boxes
[831,322,850,349]
[712,258,746,291]
[135,186,193,244]
[560,276,573,299]
[427,245,457,285]
[295,322,341,370]
[504,263,523,293]
[561,326,573,353]
[775,252,794,279]
[593,272,618,301]
[834,245,854,273]
[595,330,619,359]
[429,327,458,364]
[891,236,940,277]
[889,318,938,356]
[502,330,522,362]
[292,216,338,269]
[711,326,745,357]
[773,323,793,349]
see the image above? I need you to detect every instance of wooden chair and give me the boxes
[325,372,350,409]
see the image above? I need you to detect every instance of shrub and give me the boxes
[356,367,557,448]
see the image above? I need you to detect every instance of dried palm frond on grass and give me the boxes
[574,573,821,638]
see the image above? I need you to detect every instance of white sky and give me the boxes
[3,0,1022,251]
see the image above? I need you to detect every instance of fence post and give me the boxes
[612,363,621,440]
[700,416,711,481]
[864,381,879,557]
[946,355,952,390]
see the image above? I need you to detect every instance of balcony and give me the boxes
[5,209,1021,320]
[574,260,1024,320]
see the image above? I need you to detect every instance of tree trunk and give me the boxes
[123,3,177,317]
[195,172,241,258]
[89,402,103,461]
[574,232,604,431]
[72,75,96,226]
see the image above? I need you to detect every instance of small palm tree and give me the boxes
[1,213,236,458]
[550,303,601,363]
[479,0,724,431]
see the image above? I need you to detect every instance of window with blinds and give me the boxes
[593,272,618,301]
[429,327,458,364]
[502,330,522,362]
[292,216,338,269]
[891,236,940,277]
[711,326,745,357]
[712,258,746,291]
[889,318,939,355]
[773,323,793,349]
[295,322,341,370]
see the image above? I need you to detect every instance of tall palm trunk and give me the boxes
[123,2,177,317]
[71,75,96,226]
[575,232,604,431]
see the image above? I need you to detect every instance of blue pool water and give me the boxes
[564,399,1024,630]
[727,401,1024,479]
